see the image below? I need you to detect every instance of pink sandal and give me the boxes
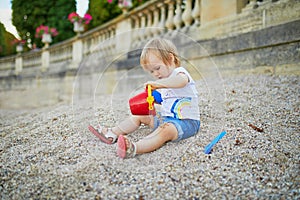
[117,135,136,159]
[88,124,118,144]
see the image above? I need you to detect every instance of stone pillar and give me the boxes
[173,0,183,30]
[71,38,83,69]
[115,18,132,55]
[182,0,193,28]
[192,0,201,27]
[131,15,141,47]
[15,55,22,75]
[41,49,50,72]
[145,9,153,38]
[151,6,160,36]
[165,1,175,31]
[139,12,147,41]
[158,3,167,34]
[201,0,239,25]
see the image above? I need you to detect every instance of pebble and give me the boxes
[0,74,299,199]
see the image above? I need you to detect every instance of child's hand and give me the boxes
[145,81,164,90]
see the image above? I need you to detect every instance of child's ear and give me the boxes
[169,53,175,64]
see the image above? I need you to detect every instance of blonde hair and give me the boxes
[140,38,181,69]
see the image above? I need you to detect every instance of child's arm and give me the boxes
[146,72,189,89]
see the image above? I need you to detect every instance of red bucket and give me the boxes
[129,90,155,115]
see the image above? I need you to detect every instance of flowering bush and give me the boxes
[35,25,58,38]
[68,12,92,24]
[12,39,26,45]
[107,0,133,8]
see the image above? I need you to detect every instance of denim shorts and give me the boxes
[153,115,200,142]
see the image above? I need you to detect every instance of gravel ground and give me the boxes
[0,74,299,199]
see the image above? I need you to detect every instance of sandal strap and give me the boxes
[96,125,103,133]
[106,129,118,143]
[128,142,137,158]
[96,125,118,143]
[125,138,136,158]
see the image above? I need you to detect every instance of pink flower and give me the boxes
[83,13,92,24]
[68,12,92,25]
[107,0,113,3]
[12,39,26,45]
[50,28,58,37]
[35,25,59,38]
[68,12,80,23]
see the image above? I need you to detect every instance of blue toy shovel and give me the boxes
[204,131,227,154]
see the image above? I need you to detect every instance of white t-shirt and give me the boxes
[159,67,200,120]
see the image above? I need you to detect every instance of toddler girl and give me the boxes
[88,38,200,158]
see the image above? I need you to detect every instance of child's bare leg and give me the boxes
[111,115,154,136]
[135,123,178,154]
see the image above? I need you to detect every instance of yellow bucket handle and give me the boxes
[146,85,154,110]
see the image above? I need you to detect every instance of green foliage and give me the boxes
[11,0,76,48]
[0,22,16,57]
[132,0,149,8]
[87,0,149,29]
[7,0,149,52]
[48,0,76,43]
[87,0,121,30]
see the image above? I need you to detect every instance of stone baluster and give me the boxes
[151,5,160,36]
[157,3,167,35]
[192,0,201,27]
[89,35,94,53]
[135,13,143,45]
[96,35,104,51]
[182,0,193,31]
[97,31,105,55]
[107,29,112,52]
[99,33,104,50]
[102,30,108,54]
[110,27,116,51]
[89,36,93,52]
[91,33,98,53]
[94,36,98,53]
[95,33,100,47]
[131,15,140,47]
[106,29,111,54]
[243,0,258,11]
[139,12,147,43]
[145,10,153,39]
[165,1,175,32]
[101,30,105,41]
[107,28,113,54]
[64,46,69,60]
[84,38,90,55]
[90,36,96,53]
[173,0,183,30]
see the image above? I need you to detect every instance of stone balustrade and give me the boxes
[0,56,14,75]
[23,51,42,69]
[0,0,298,78]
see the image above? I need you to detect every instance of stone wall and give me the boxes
[183,19,300,76]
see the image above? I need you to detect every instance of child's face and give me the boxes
[144,52,174,79]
